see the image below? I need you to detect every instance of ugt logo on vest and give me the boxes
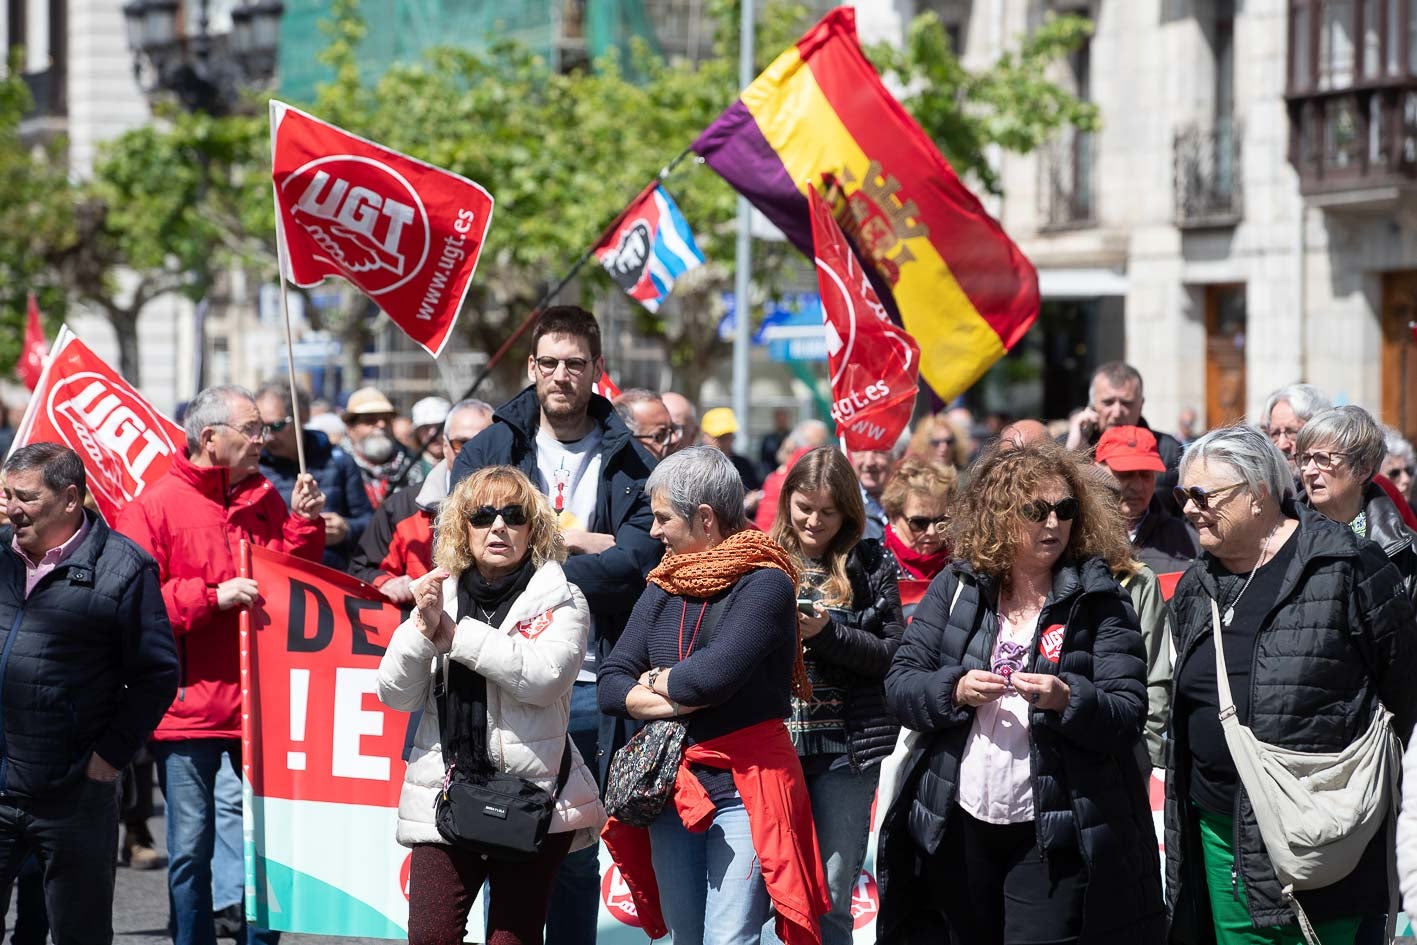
[271,101,496,358]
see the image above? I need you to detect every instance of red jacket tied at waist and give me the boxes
[601,719,830,945]
[115,452,324,740]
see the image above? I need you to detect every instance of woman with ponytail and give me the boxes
[598,447,829,945]
[769,447,906,945]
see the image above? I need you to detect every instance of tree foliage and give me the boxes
[0,1,1097,399]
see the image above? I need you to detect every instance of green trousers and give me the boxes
[1197,808,1360,945]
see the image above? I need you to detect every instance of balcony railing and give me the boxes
[1174,120,1243,227]
[1288,82,1417,202]
[1038,128,1096,230]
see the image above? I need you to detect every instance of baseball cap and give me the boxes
[410,396,451,429]
[343,387,396,419]
[1095,425,1166,473]
[700,407,739,439]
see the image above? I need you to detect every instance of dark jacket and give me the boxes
[1132,493,1200,575]
[450,386,663,649]
[0,513,178,799]
[261,429,373,571]
[1356,480,1417,607]
[804,540,905,767]
[350,484,421,586]
[1164,501,1417,942]
[879,558,1164,945]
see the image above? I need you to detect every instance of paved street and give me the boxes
[3,811,390,945]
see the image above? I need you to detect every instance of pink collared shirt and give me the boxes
[12,516,91,598]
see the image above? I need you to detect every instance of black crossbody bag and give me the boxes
[433,656,572,862]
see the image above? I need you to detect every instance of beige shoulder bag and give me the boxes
[1208,598,1401,944]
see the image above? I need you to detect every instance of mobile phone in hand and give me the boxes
[797,599,818,616]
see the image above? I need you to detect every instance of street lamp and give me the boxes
[122,0,285,114]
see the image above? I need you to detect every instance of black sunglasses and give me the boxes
[267,417,294,434]
[467,504,528,528]
[1022,497,1079,523]
[1172,481,1246,511]
[905,514,949,533]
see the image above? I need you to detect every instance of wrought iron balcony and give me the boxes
[1038,128,1096,230]
[1174,120,1243,227]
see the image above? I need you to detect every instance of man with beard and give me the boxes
[451,305,661,945]
[343,387,423,508]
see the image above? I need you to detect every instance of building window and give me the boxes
[1320,0,1356,88]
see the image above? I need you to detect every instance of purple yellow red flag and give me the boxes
[692,7,1038,399]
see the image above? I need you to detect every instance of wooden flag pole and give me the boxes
[274,223,308,476]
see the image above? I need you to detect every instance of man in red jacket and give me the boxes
[116,384,325,945]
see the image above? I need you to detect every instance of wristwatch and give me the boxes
[646,667,663,693]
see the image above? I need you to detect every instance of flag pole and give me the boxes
[274,223,308,477]
[458,156,695,401]
[730,0,756,458]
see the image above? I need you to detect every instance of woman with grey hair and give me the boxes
[1295,406,1417,604]
[1164,424,1417,945]
[598,446,829,945]
[1261,383,1332,472]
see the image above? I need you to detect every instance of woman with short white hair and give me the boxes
[1165,424,1417,945]
[1296,406,1417,603]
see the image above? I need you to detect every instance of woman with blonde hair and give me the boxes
[880,458,957,584]
[377,465,605,945]
[878,438,1163,945]
[907,414,970,470]
[768,447,905,945]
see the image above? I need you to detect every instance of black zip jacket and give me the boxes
[878,557,1164,945]
[803,540,905,767]
[0,514,178,799]
[1164,501,1417,941]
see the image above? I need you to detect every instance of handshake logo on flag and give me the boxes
[286,159,426,287]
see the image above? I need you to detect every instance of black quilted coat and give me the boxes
[802,540,905,768]
[1165,501,1417,942]
[877,557,1165,945]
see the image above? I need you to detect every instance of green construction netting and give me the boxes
[278,0,664,104]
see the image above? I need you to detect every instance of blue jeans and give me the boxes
[212,756,243,912]
[545,681,601,945]
[154,739,241,945]
[650,797,770,945]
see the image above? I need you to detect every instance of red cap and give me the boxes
[1095,425,1166,473]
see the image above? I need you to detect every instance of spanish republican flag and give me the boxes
[693,7,1038,400]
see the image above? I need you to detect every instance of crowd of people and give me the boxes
[5,303,1417,945]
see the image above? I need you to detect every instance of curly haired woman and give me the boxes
[877,438,1164,945]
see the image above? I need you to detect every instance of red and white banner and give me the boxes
[809,189,919,452]
[17,294,48,390]
[10,327,185,522]
[270,101,495,358]
[593,371,622,400]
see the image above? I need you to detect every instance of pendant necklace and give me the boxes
[1221,524,1277,627]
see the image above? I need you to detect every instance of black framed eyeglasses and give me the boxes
[467,504,528,528]
[1172,481,1246,511]
[533,356,591,377]
[904,514,949,534]
[1022,497,1079,523]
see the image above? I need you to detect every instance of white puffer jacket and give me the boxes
[376,559,606,851]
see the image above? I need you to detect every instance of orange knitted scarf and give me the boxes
[648,529,812,700]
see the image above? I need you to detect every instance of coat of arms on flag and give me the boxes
[593,184,705,313]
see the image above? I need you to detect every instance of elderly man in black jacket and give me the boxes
[0,443,178,943]
[451,305,661,945]
[1096,424,1199,574]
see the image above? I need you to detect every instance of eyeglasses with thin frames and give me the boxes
[1297,450,1350,473]
[212,422,270,442]
[634,428,674,447]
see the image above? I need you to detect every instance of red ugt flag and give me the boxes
[13,329,185,522]
[17,294,48,390]
[809,188,919,452]
[270,101,495,358]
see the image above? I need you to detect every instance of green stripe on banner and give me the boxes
[250,856,406,937]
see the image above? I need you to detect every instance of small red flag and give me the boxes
[809,188,919,452]
[17,294,47,389]
[270,101,495,358]
[594,372,623,400]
